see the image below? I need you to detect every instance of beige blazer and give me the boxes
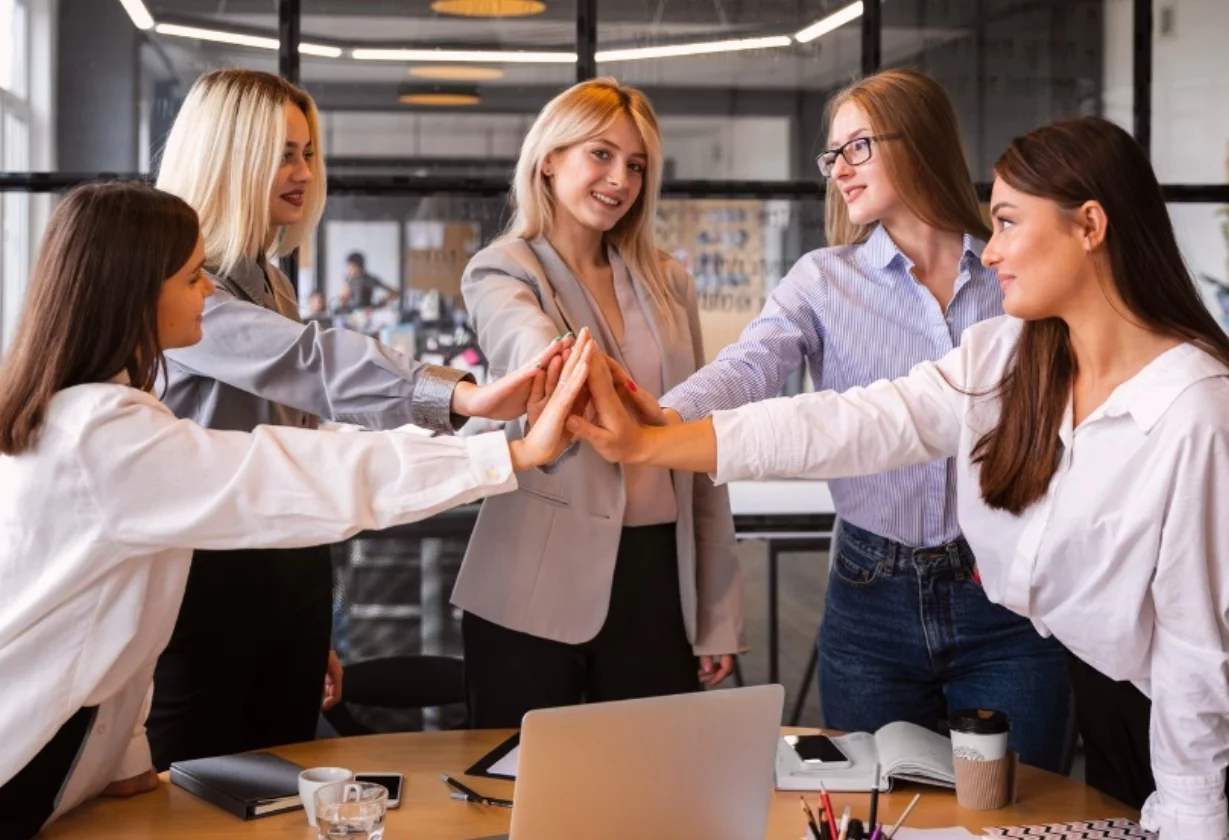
[452,237,746,655]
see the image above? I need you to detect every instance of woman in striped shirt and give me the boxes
[641,69,1069,769]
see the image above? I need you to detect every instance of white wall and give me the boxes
[1106,0,1229,287]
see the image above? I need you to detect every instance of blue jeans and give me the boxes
[818,522,1070,772]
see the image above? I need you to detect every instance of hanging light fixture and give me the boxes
[399,83,482,106]
[431,0,546,17]
[410,65,506,81]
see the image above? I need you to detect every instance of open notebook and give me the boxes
[776,721,955,792]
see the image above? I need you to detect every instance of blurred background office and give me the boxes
[1,0,1226,735]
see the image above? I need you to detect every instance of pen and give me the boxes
[800,797,822,840]
[869,825,883,840]
[818,803,832,840]
[819,782,839,840]
[440,773,513,808]
[868,762,881,830]
[885,794,922,840]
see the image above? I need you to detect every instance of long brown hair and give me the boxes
[824,69,990,246]
[973,116,1229,513]
[0,182,200,455]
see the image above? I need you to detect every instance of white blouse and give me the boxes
[0,381,516,828]
[713,316,1229,839]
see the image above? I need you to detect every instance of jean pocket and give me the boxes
[830,539,884,587]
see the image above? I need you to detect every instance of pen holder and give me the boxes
[953,751,1017,810]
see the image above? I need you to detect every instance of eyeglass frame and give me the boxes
[816,133,902,178]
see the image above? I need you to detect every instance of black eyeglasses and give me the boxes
[816,134,901,177]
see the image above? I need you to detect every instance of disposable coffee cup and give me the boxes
[948,709,1009,762]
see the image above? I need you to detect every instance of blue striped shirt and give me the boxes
[663,223,1004,548]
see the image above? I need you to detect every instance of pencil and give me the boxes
[868,762,881,829]
[885,794,922,840]
[819,782,839,840]
[800,797,823,840]
[838,804,852,840]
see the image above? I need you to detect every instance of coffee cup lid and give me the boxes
[947,708,1010,735]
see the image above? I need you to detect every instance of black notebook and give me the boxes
[169,752,304,819]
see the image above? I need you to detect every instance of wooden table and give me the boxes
[43,730,1135,839]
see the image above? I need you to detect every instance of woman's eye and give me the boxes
[592,148,609,160]
[629,162,645,174]
[995,217,1014,231]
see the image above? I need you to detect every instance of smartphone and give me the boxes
[353,772,403,808]
[783,734,852,768]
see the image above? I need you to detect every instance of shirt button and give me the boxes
[945,313,955,324]
[488,468,501,481]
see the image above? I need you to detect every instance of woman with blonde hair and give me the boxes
[615,69,1069,769]
[151,69,568,767]
[455,78,745,726]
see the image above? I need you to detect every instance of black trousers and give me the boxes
[148,545,333,771]
[0,707,95,840]
[1069,654,1229,807]
[463,523,701,729]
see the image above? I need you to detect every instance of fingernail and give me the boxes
[626,380,638,393]
[552,335,562,343]
[565,330,575,339]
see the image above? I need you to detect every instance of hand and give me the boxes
[699,654,735,688]
[509,329,595,471]
[101,767,159,797]
[322,649,344,711]
[451,334,575,421]
[564,351,649,464]
[603,355,671,426]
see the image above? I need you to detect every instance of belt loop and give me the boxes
[948,538,966,580]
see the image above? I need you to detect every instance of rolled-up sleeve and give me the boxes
[165,289,470,433]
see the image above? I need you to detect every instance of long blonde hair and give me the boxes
[499,78,677,325]
[156,69,326,278]
[824,69,989,246]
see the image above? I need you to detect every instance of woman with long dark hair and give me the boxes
[0,182,587,839]
[573,117,1229,836]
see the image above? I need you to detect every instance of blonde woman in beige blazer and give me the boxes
[455,79,745,727]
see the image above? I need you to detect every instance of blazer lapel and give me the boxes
[528,238,632,371]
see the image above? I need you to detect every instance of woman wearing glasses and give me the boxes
[625,69,1069,769]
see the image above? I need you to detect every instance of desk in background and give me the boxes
[42,729,1134,840]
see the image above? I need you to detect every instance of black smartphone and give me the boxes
[784,734,852,768]
[353,772,403,807]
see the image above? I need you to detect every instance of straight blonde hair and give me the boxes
[156,69,326,278]
[824,69,989,246]
[499,78,677,327]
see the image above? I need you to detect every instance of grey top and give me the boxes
[161,254,470,434]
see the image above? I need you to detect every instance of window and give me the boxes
[0,0,29,350]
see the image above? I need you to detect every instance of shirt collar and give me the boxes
[1100,343,1229,433]
[857,224,988,280]
[213,254,269,304]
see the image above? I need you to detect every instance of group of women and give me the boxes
[0,63,1223,840]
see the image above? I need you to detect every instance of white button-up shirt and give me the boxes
[0,380,515,829]
[713,316,1229,838]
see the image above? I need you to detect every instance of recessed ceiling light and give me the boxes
[399,92,482,106]
[410,65,506,81]
[431,0,546,17]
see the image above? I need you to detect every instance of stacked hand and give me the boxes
[508,330,596,471]
[451,333,576,421]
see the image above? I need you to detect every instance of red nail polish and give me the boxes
[627,380,638,393]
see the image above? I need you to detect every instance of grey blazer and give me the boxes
[453,237,746,655]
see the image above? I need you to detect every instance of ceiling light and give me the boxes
[300,43,344,58]
[596,34,792,62]
[154,23,278,50]
[354,48,575,63]
[410,65,506,81]
[794,1,863,43]
[153,24,339,56]
[431,0,546,17]
[399,92,481,106]
[117,0,154,30]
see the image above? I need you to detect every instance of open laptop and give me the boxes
[480,684,784,840]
